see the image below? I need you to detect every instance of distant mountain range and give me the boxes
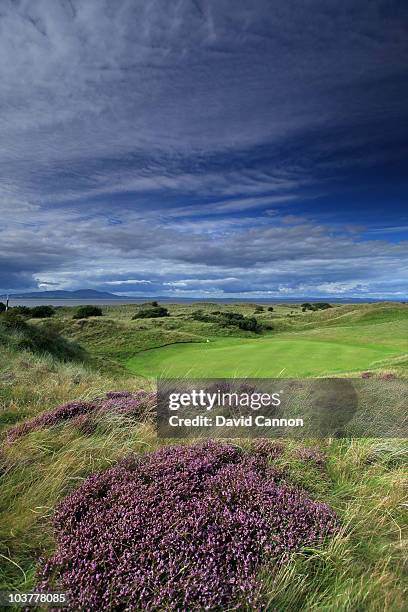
[1,289,405,303]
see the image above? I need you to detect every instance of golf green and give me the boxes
[126,336,399,378]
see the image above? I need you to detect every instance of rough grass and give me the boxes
[1,302,407,610]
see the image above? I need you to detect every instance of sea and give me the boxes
[3,297,400,307]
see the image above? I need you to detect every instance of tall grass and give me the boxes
[260,439,408,611]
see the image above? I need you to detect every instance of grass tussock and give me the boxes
[260,439,408,611]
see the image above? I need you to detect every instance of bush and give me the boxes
[191,310,216,323]
[38,441,337,610]
[0,310,28,330]
[0,302,5,312]
[301,302,332,312]
[314,302,333,310]
[217,311,262,333]
[6,390,155,443]
[268,306,274,312]
[255,305,264,312]
[73,305,103,319]
[30,305,55,318]
[238,316,261,332]
[219,312,244,325]
[132,305,169,319]
[11,305,32,317]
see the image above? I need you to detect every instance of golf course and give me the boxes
[1,300,407,611]
[126,336,401,378]
[122,302,407,378]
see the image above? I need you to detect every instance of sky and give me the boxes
[1,0,408,299]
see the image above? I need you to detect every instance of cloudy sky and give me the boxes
[1,0,408,298]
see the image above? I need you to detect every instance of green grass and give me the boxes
[126,335,402,377]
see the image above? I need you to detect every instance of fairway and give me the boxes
[126,336,400,378]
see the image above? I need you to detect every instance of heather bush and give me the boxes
[72,413,98,436]
[6,390,155,443]
[38,441,337,611]
[252,438,285,460]
[295,446,326,468]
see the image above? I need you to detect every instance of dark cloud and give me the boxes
[0,1,407,296]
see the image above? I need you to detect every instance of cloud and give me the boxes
[0,1,407,296]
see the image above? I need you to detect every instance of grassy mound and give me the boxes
[0,314,85,362]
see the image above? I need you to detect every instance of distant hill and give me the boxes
[6,289,125,299]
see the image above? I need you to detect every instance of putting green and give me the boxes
[126,336,400,378]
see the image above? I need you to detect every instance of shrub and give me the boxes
[73,305,103,319]
[0,302,5,312]
[295,446,326,468]
[218,312,244,327]
[268,306,274,312]
[217,311,262,333]
[238,316,262,332]
[301,302,332,312]
[30,305,55,318]
[0,310,29,330]
[255,305,264,312]
[315,302,332,310]
[132,305,169,319]
[11,305,32,317]
[38,441,337,610]
[191,310,216,323]
[252,438,285,459]
[6,390,156,443]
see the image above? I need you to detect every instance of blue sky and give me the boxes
[1,0,407,298]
